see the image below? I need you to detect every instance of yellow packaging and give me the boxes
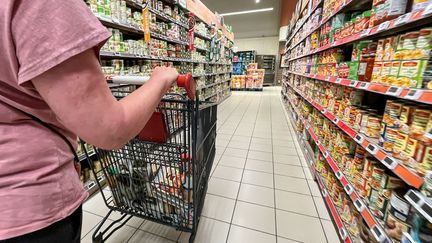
[397,59,427,88]
[371,62,383,83]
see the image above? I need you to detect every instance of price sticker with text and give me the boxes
[405,89,423,100]
[377,21,390,32]
[358,82,370,89]
[395,13,412,26]
[386,86,403,96]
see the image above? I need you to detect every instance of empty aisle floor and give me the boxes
[81,87,340,243]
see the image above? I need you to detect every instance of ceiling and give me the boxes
[200,0,281,39]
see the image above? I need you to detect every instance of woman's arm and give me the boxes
[32,48,178,149]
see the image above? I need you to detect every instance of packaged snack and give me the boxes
[397,59,427,88]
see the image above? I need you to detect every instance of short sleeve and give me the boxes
[12,0,111,84]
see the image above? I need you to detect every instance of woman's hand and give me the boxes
[151,66,179,90]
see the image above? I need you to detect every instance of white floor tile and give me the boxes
[218,155,246,169]
[275,190,318,217]
[245,159,273,173]
[128,229,175,243]
[242,170,274,188]
[249,142,273,152]
[224,147,248,158]
[81,212,103,239]
[82,223,138,243]
[238,183,275,207]
[277,237,300,243]
[202,194,236,223]
[313,196,331,220]
[276,210,327,243]
[321,219,340,243]
[178,217,230,243]
[232,201,276,234]
[274,175,310,195]
[307,180,322,197]
[139,221,181,241]
[227,140,250,150]
[230,135,252,142]
[227,225,276,243]
[251,137,272,144]
[274,163,305,178]
[207,177,240,199]
[212,165,243,182]
[247,150,273,161]
[273,154,301,165]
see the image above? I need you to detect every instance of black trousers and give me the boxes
[1,206,82,243]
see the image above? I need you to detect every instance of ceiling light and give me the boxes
[256,0,260,3]
[220,7,273,16]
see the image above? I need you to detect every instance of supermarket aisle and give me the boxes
[81,87,339,243]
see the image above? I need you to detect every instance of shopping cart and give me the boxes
[81,74,217,243]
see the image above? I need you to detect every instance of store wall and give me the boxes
[235,36,279,55]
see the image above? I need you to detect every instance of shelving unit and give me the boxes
[82,0,235,197]
[282,0,432,242]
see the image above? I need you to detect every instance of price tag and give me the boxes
[316,140,321,146]
[395,13,412,26]
[377,21,390,32]
[354,134,365,144]
[114,52,121,56]
[321,108,326,114]
[339,228,348,240]
[366,144,379,155]
[335,171,343,179]
[323,151,329,158]
[325,76,330,81]
[321,188,328,197]
[349,80,358,87]
[423,4,432,16]
[382,156,398,170]
[425,128,432,140]
[358,82,370,89]
[333,118,340,124]
[405,89,423,100]
[371,226,386,243]
[386,86,403,96]
[306,123,311,129]
[354,199,366,212]
[360,28,371,37]
[344,184,354,195]
[335,78,342,84]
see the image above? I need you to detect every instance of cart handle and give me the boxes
[111,74,196,100]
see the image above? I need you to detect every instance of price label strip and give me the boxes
[386,86,403,96]
[395,13,412,26]
[405,89,423,100]
[423,4,432,16]
[354,134,365,144]
[354,199,366,212]
[377,21,390,32]
[358,82,370,90]
[382,156,398,170]
[366,143,379,155]
[360,28,371,37]
[335,78,342,84]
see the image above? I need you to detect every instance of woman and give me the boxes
[0,0,178,242]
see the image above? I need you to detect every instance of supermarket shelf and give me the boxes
[198,79,230,89]
[98,16,144,35]
[287,97,391,243]
[125,0,145,10]
[316,175,353,243]
[287,71,432,105]
[193,72,231,78]
[84,175,107,198]
[203,92,217,100]
[148,7,188,29]
[405,189,432,223]
[150,32,188,45]
[288,8,432,61]
[194,31,211,41]
[100,51,190,62]
[286,0,323,44]
[218,93,231,104]
[285,81,424,189]
[195,46,210,52]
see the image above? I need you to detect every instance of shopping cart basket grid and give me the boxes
[82,75,216,243]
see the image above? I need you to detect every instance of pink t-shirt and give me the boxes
[0,0,111,240]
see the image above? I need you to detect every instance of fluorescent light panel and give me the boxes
[220,7,273,16]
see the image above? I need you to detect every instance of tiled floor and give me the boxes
[82,87,339,243]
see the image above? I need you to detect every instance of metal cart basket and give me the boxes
[82,75,217,243]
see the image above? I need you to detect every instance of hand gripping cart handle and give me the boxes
[112,73,197,100]
[112,74,197,143]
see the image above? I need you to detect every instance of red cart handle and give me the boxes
[177,73,196,100]
[111,73,196,100]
